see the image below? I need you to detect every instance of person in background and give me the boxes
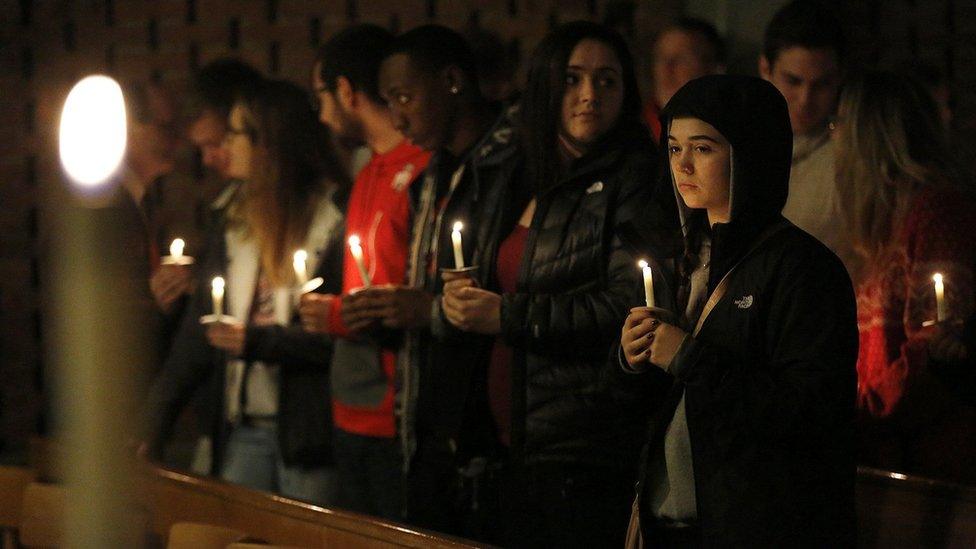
[367,24,520,538]
[621,74,857,546]
[759,0,854,271]
[156,58,264,474]
[442,21,677,547]
[645,17,726,140]
[144,80,349,505]
[834,70,976,485]
[299,24,430,520]
[153,58,265,319]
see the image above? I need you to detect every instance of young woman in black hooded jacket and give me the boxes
[620,75,858,547]
[442,21,678,547]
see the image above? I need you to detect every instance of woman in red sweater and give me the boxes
[834,70,976,483]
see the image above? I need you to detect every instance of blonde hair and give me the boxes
[235,80,348,285]
[835,70,954,274]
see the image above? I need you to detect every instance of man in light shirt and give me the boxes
[760,1,855,270]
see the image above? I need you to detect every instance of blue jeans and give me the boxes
[220,423,339,507]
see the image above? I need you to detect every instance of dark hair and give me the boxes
[185,58,263,121]
[316,24,394,105]
[385,24,479,91]
[521,21,642,192]
[236,79,349,284]
[666,17,727,66]
[763,1,846,65]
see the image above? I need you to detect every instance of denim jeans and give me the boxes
[220,423,339,507]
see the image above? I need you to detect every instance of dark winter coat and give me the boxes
[481,121,679,468]
[636,75,858,547]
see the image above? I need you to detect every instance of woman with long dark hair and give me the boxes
[144,79,349,505]
[442,21,677,547]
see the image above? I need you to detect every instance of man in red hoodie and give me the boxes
[300,24,430,520]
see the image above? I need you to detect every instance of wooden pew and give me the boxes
[140,464,490,548]
[857,466,976,548]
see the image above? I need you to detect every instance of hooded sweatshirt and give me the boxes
[636,75,858,546]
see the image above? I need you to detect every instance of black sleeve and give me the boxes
[243,325,332,370]
[142,274,219,454]
[671,251,858,440]
[498,163,659,357]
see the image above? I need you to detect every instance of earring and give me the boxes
[450,85,460,94]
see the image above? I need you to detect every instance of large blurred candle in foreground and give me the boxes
[638,260,654,308]
[212,276,225,318]
[348,235,371,287]
[451,221,465,269]
[933,273,946,322]
[59,75,127,186]
[293,250,308,286]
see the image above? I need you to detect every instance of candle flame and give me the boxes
[348,235,361,247]
[170,238,185,257]
[638,259,649,269]
[453,221,463,232]
[294,249,307,262]
[212,276,225,291]
[933,273,944,284]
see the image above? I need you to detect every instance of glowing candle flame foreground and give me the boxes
[59,75,128,186]
[293,249,308,286]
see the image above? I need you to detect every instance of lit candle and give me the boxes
[348,235,371,287]
[169,238,185,261]
[293,249,308,286]
[211,276,225,319]
[451,221,465,270]
[933,273,946,322]
[638,259,654,308]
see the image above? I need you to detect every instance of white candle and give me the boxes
[293,249,308,286]
[211,276,225,319]
[348,235,372,287]
[451,221,465,269]
[638,259,654,308]
[169,238,185,260]
[933,273,946,322]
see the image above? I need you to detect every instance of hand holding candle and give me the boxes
[638,259,655,308]
[348,235,372,287]
[211,276,225,319]
[933,273,946,322]
[451,221,465,270]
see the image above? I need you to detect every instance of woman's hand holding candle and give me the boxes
[621,307,685,371]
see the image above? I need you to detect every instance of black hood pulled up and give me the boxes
[660,75,793,274]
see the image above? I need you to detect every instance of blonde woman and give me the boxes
[835,69,976,483]
[145,80,349,504]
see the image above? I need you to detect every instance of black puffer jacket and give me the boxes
[483,122,678,468]
[636,75,858,547]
